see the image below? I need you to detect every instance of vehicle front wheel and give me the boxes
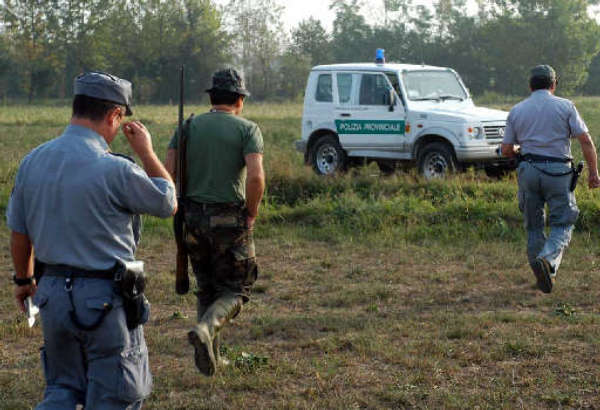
[310,135,347,175]
[418,142,457,179]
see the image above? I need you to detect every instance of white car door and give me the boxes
[335,72,406,152]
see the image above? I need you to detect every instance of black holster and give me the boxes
[570,161,584,192]
[115,261,149,330]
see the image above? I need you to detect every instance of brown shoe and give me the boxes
[531,258,553,294]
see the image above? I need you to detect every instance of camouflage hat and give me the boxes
[530,65,557,82]
[74,71,133,116]
[205,68,250,97]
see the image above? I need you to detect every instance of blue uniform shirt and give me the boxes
[503,90,588,159]
[6,124,176,270]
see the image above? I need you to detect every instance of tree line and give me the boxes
[1,0,600,104]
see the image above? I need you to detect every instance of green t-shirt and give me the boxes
[169,111,264,204]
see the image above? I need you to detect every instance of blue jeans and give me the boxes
[33,276,152,410]
[517,161,579,276]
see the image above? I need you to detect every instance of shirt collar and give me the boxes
[531,89,552,97]
[62,124,110,153]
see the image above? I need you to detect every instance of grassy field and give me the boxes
[2,99,600,409]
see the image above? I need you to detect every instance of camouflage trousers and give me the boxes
[183,200,258,310]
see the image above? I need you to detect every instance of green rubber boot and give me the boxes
[188,293,242,376]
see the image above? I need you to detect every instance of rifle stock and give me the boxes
[174,65,189,295]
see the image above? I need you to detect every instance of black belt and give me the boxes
[41,263,118,279]
[521,154,572,163]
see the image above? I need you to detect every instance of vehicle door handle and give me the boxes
[340,113,351,117]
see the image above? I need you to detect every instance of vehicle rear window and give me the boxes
[315,74,333,102]
[337,73,353,104]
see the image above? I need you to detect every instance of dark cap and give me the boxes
[205,68,250,97]
[74,72,133,116]
[530,64,557,82]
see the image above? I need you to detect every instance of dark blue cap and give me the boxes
[74,72,133,116]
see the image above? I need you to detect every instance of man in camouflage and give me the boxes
[166,68,265,376]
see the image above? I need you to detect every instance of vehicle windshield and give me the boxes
[402,70,467,101]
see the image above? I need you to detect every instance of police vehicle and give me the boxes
[295,49,511,178]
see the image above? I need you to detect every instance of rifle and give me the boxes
[174,65,189,295]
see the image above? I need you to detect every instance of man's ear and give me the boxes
[235,96,244,112]
[106,107,121,126]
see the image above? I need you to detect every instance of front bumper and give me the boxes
[455,144,501,162]
[295,140,307,153]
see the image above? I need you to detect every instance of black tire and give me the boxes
[417,142,457,179]
[310,135,347,175]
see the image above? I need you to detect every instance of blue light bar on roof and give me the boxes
[375,49,385,65]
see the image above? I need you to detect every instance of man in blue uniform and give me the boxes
[7,72,177,409]
[502,65,600,293]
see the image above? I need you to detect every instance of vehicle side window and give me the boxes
[385,72,404,105]
[359,74,390,106]
[315,74,333,102]
[337,73,353,104]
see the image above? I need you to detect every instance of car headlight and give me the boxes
[466,126,483,139]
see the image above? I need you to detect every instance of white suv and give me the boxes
[295,61,512,177]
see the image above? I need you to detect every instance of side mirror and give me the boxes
[388,89,395,112]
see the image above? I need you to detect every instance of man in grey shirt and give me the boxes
[502,65,600,293]
[7,72,177,408]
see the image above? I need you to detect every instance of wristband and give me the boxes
[12,273,34,286]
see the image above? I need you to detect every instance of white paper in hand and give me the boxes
[25,296,39,328]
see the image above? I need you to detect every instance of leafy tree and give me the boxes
[481,0,600,94]
[330,0,372,62]
[276,50,312,100]
[581,53,600,94]
[290,17,331,67]
[226,0,286,100]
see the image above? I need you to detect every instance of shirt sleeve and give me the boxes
[114,161,176,218]
[568,102,588,138]
[6,159,28,234]
[243,123,264,156]
[502,110,517,145]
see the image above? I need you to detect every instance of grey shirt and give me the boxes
[503,90,588,159]
[6,124,176,270]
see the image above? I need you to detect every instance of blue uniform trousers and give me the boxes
[33,276,152,410]
[517,161,579,275]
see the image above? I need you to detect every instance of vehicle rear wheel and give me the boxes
[310,135,347,175]
[418,142,457,179]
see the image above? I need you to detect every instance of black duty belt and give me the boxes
[42,263,118,279]
[521,154,572,163]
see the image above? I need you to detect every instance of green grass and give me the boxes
[2,99,600,408]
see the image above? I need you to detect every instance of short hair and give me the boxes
[529,76,554,91]
[209,90,243,106]
[72,94,124,121]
